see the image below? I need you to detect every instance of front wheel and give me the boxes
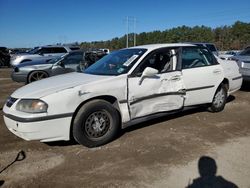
[208,84,227,112]
[27,71,48,83]
[72,100,120,147]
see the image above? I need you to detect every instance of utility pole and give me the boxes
[134,17,136,47]
[125,16,137,48]
[126,16,129,48]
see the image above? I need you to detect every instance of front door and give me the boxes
[128,48,186,119]
[51,52,84,75]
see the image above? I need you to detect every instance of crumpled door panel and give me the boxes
[128,71,185,119]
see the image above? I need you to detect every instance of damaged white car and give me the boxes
[3,44,242,147]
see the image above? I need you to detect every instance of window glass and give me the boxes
[64,53,83,65]
[206,44,217,52]
[39,48,52,54]
[135,49,176,75]
[182,48,214,69]
[27,47,39,54]
[52,47,67,53]
[84,48,147,76]
[239,48,250,56]
[70,47,80,50]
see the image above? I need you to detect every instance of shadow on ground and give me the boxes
[45,139,78,147]
[240,81,250,92]
[123,94,235,134]
[0,180,4,187]
[186,156,238,188]
[46,95,236,147]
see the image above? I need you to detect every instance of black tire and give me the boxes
[27,71,49,83]
[72,99,120,147]
[208,84,227,112]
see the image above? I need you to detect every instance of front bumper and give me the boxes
[11,72,28,83]
[3,113,72,142]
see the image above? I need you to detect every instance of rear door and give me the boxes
[180,47,224,106]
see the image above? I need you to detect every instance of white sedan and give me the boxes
[3,44,242,147]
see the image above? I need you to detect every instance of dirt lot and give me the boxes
[0,68,250,188]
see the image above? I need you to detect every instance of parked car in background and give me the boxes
[3,43,242,147]
[10,45,76,67]
[219,51,238,60]
[11,50,106,83]
[230,46,250,81]
[0,47,10,67]
[193,43,219,56]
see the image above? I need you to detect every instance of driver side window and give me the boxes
[64,54,83,65]
[135,48,176,76]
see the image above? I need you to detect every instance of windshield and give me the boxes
[47,53,68,64]
[84,48,147,75]
[239,48,250,56]
[28,47,40,54]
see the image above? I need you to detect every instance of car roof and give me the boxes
[129,43,195,51]
[40,45,70,48]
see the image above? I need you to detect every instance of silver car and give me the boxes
[11,50,106,83]
[231,47,250,81]
[10,45,76,66]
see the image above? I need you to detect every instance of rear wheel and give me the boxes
[28,71,49,83]
[73,100,120,147]
[208,84,227,112]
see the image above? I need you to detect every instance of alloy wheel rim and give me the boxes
[29,72,47,82]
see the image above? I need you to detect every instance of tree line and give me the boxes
[80,21,250,51]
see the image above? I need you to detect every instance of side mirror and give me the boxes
[139,67,158,85]
[59,61,65,68]
[53,60,64,69]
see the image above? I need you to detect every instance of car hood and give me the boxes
[11,72,112,99]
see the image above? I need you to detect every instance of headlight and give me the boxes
[16,99,48,113]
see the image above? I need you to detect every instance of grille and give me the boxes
[6,97,18,108]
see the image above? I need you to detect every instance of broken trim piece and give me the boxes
[130,92,185,105]
[186,85,214,92]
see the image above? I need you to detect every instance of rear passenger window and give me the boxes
[181,47,215,69]
[39,48,52,54]
[52,48,67,53]
[70,47,80,50]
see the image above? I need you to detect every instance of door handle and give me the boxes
[170,76,181,81]
[213,69,222,74]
